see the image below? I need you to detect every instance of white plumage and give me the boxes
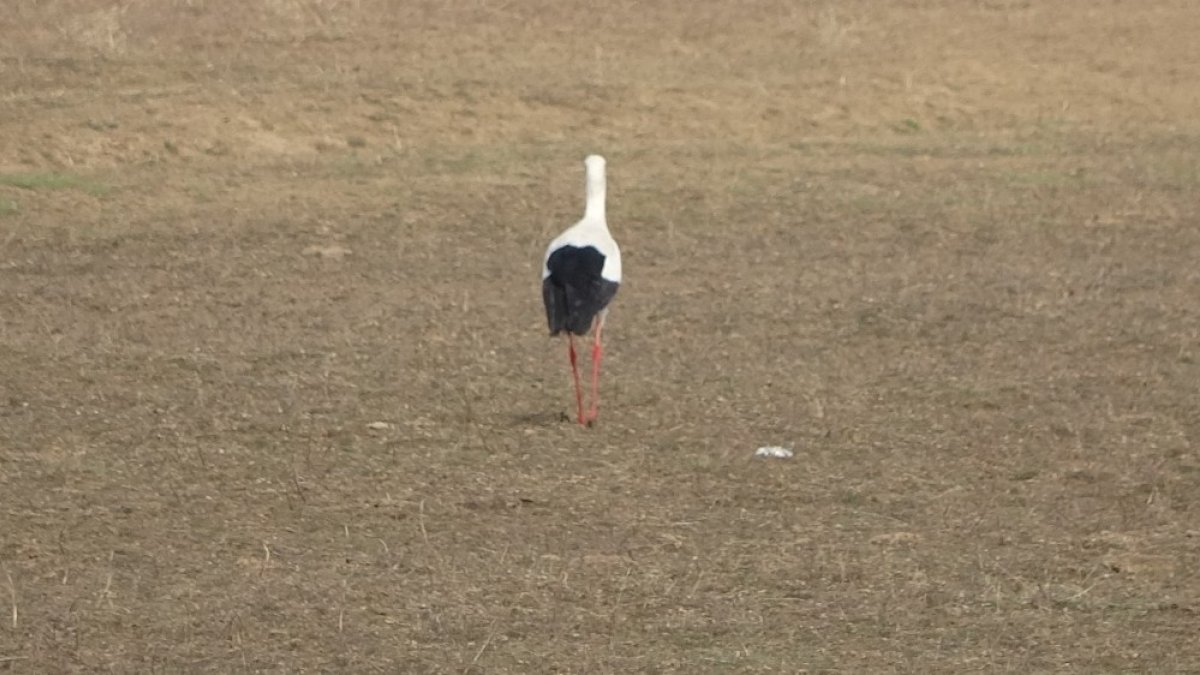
[542,155,621,284]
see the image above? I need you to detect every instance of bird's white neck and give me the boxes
[583,155,606,222]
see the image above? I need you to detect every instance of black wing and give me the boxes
[542,245,620,336]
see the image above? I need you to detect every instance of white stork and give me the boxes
[541,154,622,426]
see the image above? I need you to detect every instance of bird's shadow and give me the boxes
[511,410,573,427]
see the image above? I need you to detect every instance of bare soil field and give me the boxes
[2,0,1199,671]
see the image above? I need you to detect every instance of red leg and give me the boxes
[586,313,606,425]
[568,334,585,425]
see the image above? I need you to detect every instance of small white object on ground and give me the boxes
[366,421,392,430]
[302,244,352,259]
[754,446,794,459]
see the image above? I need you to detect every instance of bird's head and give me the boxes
[584,154,606,173]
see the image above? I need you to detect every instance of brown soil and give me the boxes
[2,1,1199,671]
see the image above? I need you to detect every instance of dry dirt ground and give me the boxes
[2,1,1199,672]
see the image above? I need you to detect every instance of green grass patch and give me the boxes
[0,170,112,196]
[1002,169,1089,186]
[1155,157,1200,188]
[0,197,18,216]
[839,489,865,506]
[985,142,1045,157]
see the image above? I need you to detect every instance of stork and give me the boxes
[541,154,621,426]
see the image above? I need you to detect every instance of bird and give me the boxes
[542,154,622,427]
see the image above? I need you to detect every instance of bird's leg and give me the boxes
[586,312,606,426]
[568,334,585,425]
